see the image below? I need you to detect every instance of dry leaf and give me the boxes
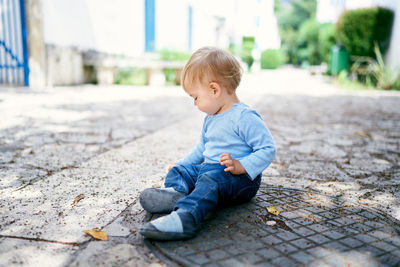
[356,131,367,137]
[83,229,108,241]
[72,194,85,206]
[267,206,280,216]
[225,222,237,229]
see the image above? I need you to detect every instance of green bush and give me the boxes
[158,49,190,85]
[159,49,191,61]
[298,19,321,65]
[319,23,336,64]
[336,7,394,57]
[115,68,147,85]
[241,36,255,71]
[260,49,282,69]
[276,0,317,64]
[280,28,299,64]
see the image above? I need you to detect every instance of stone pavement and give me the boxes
[1,67,400,266]
[147,187,400,266]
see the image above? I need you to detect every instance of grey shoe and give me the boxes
[139,187,185,213]
[139,211,196,240]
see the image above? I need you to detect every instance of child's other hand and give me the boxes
[219,153,246,175]
[165,163,177,173]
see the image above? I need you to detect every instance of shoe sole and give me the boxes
[139,225,195,240]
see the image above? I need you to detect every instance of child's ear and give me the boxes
[209,82,221,97]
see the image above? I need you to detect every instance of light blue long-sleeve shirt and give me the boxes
[176,102,276,180]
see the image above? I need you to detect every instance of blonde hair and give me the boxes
[181,47,242,94]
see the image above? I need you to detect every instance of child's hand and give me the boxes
[165,163,177,173]
[219,153,246,175]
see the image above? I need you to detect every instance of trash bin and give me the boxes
[330,45,349,75]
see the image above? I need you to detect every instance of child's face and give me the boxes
[184,81,222,115]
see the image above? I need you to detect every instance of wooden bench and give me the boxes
[82,51,186,85]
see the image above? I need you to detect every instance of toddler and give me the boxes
[139,47,276,240]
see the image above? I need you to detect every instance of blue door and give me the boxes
[0,0,29,86]
[145,0,155,52]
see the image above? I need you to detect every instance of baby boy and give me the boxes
[139,46,276,240]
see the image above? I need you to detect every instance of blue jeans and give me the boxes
[165,164,261,225]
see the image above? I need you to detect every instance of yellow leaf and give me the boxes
[356,131,367,137]
[84,229,108,241]
[267,206,280,216]
[72,194,85,206]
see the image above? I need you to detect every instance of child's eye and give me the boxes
[194,97,198,100]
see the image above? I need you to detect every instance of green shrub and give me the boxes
[159,49,191,61]
[260,49,282,69]
[158,49,190,85]
[368,44,399,90]
[297,19,322,65]
[276,0,317,64]
[115,68,147,85]
[280,28,298,64]
[319,23,336,64]
[241,36,255,71]
[336,7,394,57]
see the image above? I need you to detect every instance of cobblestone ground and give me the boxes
[254,74,400,220]
[0,86,193,192]
[148,69,400,266]
[148,187,400,266]
[1,68,399,266]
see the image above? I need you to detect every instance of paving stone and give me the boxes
[239,253,264,264]
[332,216,357,225]
[190,253,211,265]
[274,242,298,254]
[318,211,341,220]
[308,223,331,233]
[255,248,281,259]
[386,236,400,248]
[361,245,386,257]
[275,231,300,241]
[377,253,400,267]
[368,230,394,240]
[289,251,316,265]
[323,241,349,252]
[261,235,284,246]
[354,233,379,243]
[223,245,248,256]
[322,230,346,240]
[371,241,398,252]
[206,249,230,261]
[307,234,331,244]
[148,187,400,266]
[338,237,364,248]
[290,238,316,249]
[307,247,333,258]
[292,226,316,237]
[341,226,361,235]
[219,258,246,267]
[270,256,297,266]
[322,254,351,267]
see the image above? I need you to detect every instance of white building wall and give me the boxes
[257,0,280,50]
[386,2,400,69]
[42,0,144,56]
[41,0,280,55]
[156,0,188,51]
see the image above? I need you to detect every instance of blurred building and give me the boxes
[23,0,280,87]
[316,0,400,69]
[42,0,280,55]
